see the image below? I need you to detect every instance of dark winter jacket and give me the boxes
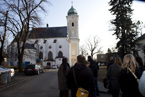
[118,67,143,97]
[88,60,99,77]
[67,63,95,97]
[107,60,114,70]
[107,64,121,93]
[58,63,70,91]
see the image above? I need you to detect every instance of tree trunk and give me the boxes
[18,54,23,72]
[0,51,4,65]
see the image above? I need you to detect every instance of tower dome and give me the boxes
[67,6,78,16]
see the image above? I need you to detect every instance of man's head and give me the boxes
[77,55,86,64]
[85,61,90,67]
[110,57,114,60]
[88,56,93,61]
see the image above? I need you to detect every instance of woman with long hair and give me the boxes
[58,57,70,97]
[119,54,143,97]
[107,57,122,97]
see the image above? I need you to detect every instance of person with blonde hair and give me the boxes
[119,54,143,97]
[107,57,122,97]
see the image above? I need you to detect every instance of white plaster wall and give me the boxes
[7,43,18,66]
[23,49,36,64]
[56,38,69,58]
[27,38,69,65]
[55,58,62,67]
[43,62,47,66]
[137,39,145,64]
[8,37,70,66]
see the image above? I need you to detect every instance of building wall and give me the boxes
[66,15,79,39]
[27,38,70,66]
[7,42,19,66]
[7,6,80,67]
[66,14,79,66]
[97,54,107,63]
[69,39,79,66]
[7,38,70,67]
[137,39,145,64]
[71,43,77,66]
[23,49,37,64]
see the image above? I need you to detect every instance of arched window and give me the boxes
[48,51,53,59]
[72,22,74,26]
[59,45,62,48]
[39,52,43,59]
[58,51,63,57]
[40,46,43,49]
[49,46,51,49]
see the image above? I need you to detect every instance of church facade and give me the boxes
[7,6,79,67]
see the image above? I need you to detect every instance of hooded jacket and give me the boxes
[67,63,95,97]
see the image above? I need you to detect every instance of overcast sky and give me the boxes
[40,0,145,53]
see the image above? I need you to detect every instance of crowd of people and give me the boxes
[57,54,145,97]
[107,54,144,97]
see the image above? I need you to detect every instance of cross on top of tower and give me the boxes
[71,1,73,6]
[67,1,78,16]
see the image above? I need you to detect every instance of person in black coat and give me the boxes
[107,57,122,97]
[107,57,114,70]
[88,56,100,96]
[135,56,144,73]
[119,54,143,97]
[58,57,70,97]
[67,55,95,97]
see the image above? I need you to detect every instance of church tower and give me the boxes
[66,5,79,66]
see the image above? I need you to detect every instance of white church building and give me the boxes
[7,5,80,67]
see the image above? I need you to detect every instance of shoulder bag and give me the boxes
[127,67,139,83]
[73,68,89,97]
[103,77,110,89]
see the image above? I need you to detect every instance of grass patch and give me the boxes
[98,66,107,82]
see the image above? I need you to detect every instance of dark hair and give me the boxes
[62,57,67,64]
[135,56,143,67]
[88,56,93,61]
[114,57,122,66]
[85,61,90,64]
[62,57,68,74]
[77,55,86,64]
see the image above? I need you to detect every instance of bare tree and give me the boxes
[0,11,8,65]
[133,20,145,36]
[0,0,50,72]
[111,47,117,53]
[85,36,103,58]
[79,45,88,57]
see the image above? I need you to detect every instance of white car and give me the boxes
[51,65,57,69]
[0,66,15,77]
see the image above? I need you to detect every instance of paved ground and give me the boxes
[0,69,121,97]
